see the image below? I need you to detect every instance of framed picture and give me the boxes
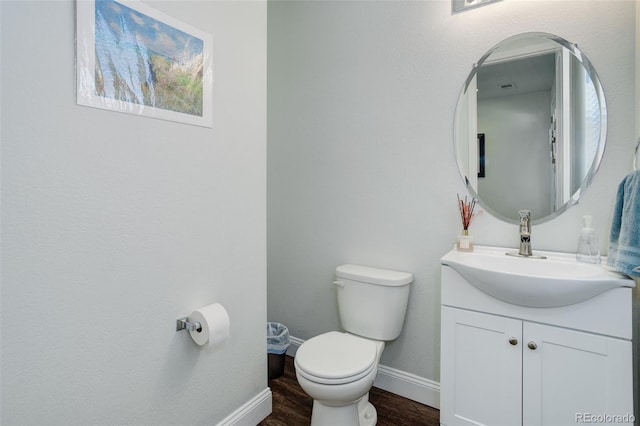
[477,133,485,178]
[76,0,213,127]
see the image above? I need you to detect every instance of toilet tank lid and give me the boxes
[335,264,413,286]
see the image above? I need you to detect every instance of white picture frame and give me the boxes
[76,0,213,127]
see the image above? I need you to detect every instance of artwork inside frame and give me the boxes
[477,133,486,178]
[76,0,213,128]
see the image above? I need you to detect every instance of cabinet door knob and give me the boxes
[508,337,518,345]
[528,341,538,350]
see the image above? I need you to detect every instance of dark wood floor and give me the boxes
[259,355,440,426]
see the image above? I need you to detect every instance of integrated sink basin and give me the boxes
[441,245,635,308]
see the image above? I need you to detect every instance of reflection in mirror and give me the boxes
[454,33,607,224]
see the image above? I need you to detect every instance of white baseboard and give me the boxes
[286,336,304,357]
[286,335,440,409]
[374,364,440,409]
[216,388,272,426]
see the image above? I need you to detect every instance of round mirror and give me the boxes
[454,32,607,224]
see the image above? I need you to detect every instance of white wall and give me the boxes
[267,0,636,387]
[1,1,267,424]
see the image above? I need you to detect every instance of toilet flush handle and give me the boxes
[332,280,345,288]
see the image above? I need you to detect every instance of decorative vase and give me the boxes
[456,230,474,252]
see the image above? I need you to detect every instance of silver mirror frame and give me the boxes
[454,32,608,225]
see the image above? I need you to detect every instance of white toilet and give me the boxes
[294,264,413,426]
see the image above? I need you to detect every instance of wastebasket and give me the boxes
[267,322,290,380]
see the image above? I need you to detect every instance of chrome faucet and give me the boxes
[505,210,546,259]
[518,210,532,256]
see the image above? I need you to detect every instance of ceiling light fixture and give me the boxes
[452,0,502,14]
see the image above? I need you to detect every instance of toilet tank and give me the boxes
[335,264,413,341]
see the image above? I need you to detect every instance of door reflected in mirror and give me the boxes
[454,33,606,224]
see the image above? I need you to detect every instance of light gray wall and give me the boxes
[1,1,266,424]
[267,0,636,384]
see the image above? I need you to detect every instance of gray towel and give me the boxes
[607,170,640,277]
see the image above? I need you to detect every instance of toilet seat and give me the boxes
[295,331,378,385]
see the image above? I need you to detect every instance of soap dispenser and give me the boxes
[576,215,601,263]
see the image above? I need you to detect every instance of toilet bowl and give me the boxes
[293,264,413,426]
[295,331,385,426]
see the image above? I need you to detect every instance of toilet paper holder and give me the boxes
[176,317,203,332]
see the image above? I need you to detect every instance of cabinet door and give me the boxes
[441,307,522,426]
[523,322,634,426]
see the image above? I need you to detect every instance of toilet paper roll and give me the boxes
[189,303,230,347]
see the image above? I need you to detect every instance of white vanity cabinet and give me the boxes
[441,307,522,425]
[440,264,635,426]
